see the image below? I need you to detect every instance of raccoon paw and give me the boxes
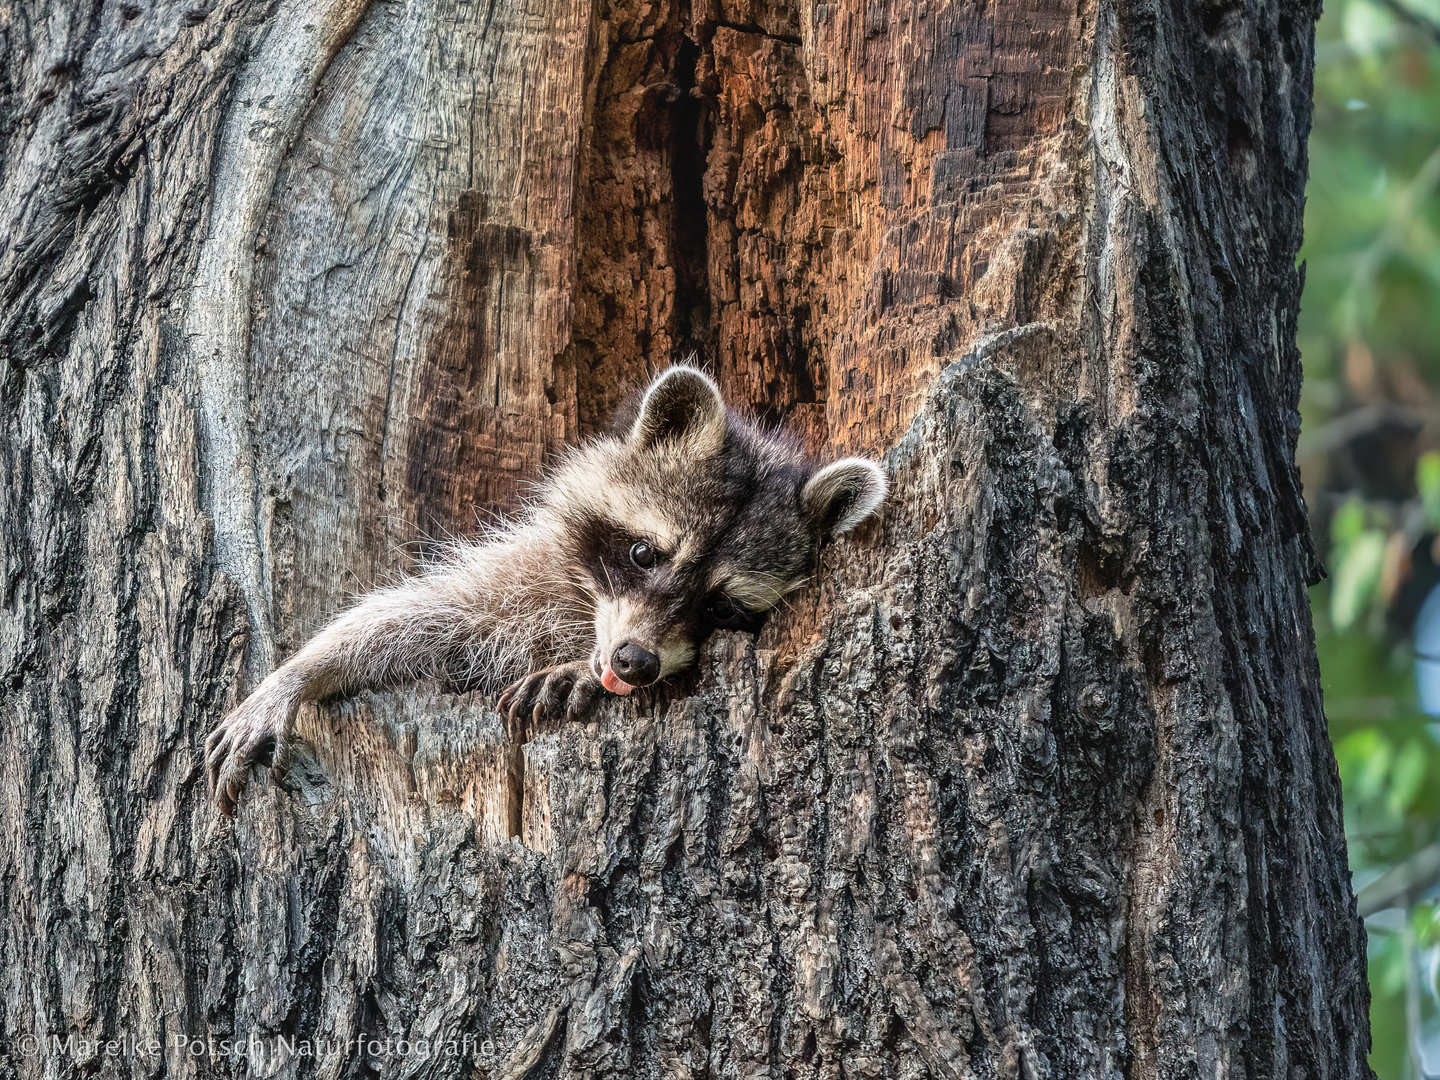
[498,661,601,731]
[205,686,293,817]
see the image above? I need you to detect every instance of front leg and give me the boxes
[203,565,493,814]
[206,672,300,816]
[497,660,602,732]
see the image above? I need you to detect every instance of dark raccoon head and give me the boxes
[543,365,887,695]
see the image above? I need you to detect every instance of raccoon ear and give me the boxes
[631,366,726,452]
[803,457,888,539]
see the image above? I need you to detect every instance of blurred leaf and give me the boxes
[1390,738,1430,816]
[1381,531,1409,603]
[1416,902,1440,949]
[1344,1,1397,54]
[1332,529,1389,629]
[1333,497,1370,548]
[1340,728,1395,805]
[1419,451,1440,527]
[1375,928,1411,998]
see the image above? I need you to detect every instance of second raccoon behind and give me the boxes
[206,365,887,814]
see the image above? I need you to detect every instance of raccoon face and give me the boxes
[545,366,887,696]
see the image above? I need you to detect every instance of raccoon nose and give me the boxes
[611,643,661,687]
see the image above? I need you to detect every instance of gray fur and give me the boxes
[206,365,887,814]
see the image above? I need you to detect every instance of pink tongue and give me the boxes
[601,666,635,695]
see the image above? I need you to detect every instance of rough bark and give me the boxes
[0,1,1368,1079]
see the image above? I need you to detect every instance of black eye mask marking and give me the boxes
[571,512,675,595]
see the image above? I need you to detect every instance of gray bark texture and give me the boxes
[0,0,1370,1078]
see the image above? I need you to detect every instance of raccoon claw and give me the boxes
[205,689,292,816]
[499,662,601,732]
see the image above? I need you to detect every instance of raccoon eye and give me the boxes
[707,595,763,633]
[630,541,657,569]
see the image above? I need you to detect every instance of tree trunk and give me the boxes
[0,0,1370,1078]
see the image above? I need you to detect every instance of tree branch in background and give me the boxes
[1373,0,1440,45]
[1295,402,1438,461]
[1357,843,1440,916]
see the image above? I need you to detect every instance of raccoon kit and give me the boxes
[206,366,887,814]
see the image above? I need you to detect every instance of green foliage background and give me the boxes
[1303,2,1440,1074]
